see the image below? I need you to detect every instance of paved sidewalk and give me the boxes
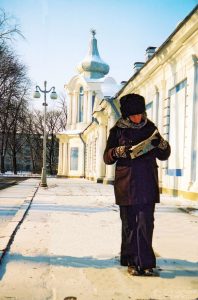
[0,178,40,262]
[0,178,197,300]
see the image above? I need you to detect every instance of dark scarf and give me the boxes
[116,112,148,129]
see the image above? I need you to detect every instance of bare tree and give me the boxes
[0,9,24,45]
[57,92,67,130]
[46,110,65,174]
[26,103,67,175]
[7,87,30,174]
[0,7,68,174]
[25,111,43,174]
[0,45,30,173]
[45,93,67,174]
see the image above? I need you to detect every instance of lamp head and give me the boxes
[33,88,41,99]
[50,89,58,100]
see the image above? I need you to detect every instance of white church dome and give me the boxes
[77,30,110,79]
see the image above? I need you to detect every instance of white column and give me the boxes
[189,55,198,191]
[62,142,68,175]
[71,91,78,129]
[158,79,167,187]
[83,90,88,124]
[87,91,93,123]
[104,112,117,183]
[159,79,167,135]
[85,142,90,178]
[67,92,72,126]
[57,140,63,175]
[89,138,94,179]
[152,89,159,126]
[96,124,106,181]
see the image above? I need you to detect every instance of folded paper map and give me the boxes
[129,129,159,159]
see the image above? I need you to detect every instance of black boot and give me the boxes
[120,255,128,266]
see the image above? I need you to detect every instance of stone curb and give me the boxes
[0,184,39,264]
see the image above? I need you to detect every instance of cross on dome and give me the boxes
[90,29,96,38]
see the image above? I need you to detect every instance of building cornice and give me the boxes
[116,4,198,98]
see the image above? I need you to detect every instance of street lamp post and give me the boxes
[33,81,57,187]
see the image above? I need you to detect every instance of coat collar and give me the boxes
[116,114,148,129]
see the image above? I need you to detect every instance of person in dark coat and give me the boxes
[103,93,171,276]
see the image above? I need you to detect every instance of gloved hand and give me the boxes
[112,145,131,158]
[151,132,161,147]
[151,132,168,150]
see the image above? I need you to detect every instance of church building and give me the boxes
[57,30,121,182]
[57,5,198,200]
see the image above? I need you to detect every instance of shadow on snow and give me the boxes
[0,253,198,280]
[29,203,118,213]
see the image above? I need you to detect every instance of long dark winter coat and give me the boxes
[103,118,171,206]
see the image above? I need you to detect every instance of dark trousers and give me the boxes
[119,203,156,269]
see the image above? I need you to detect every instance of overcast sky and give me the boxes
[0,0,197,105]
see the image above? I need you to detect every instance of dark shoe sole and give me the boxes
[128,266,144,276]
[143,269,160,277]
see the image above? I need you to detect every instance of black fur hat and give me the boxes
[120,93,146,119]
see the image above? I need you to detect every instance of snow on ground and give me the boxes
[0,178,197,300]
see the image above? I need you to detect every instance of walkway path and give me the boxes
[0,178,39,262]
[0,178,197,300]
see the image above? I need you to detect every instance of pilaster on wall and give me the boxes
[152,88,159,127]
[71,91,78,129]
[158,79,167,186]
[57,139,68,177]
[67,92,72,126]
[95,124,106,181]
[87,91,93,123]
[189,55,198,192]
[107,109,118,136]
[104,110,118,183]
[94,111,107,182]
[83,90,88,124]
[161,79,168,138]
[62,142,68,175]
[57,141,63,175]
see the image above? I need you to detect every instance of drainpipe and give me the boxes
[79,133,86,178]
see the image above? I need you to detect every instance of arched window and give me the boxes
[168,79,187,176]
[92,91,95,121]
[92,91,95,111]
[78,87,84,122]
[70,147,78,170]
